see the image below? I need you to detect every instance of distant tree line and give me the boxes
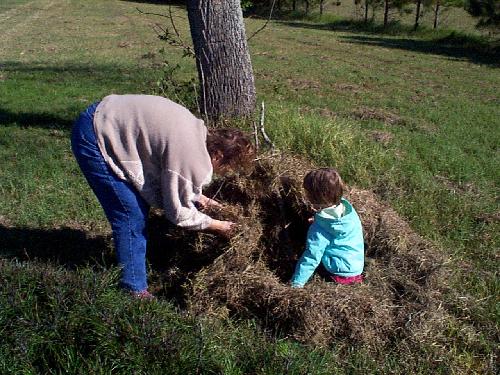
[148,0,496,120]
[241,0,499,30]
[152,0,497,30]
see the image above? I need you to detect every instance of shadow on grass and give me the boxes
[282,19,500,67]
[0,61,153,129]
[0,60,144,77]
[0,108,73,129]
[0,216,220,305]
[0,224,114,269]
[340,34,499,66]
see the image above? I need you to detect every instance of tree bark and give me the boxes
[364,0,369,23]
[305,0,310,14]
[414,0,422,30]
[433,0,440,29]
[320,0,325,15]
[292,0,296,11]
[187,0,256,120]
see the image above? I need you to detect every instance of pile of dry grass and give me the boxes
[149,153,448,348]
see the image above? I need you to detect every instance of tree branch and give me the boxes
[259,101,275,149]
[137,6,195,57]
[247,0,277,41]
[253,120,260,153]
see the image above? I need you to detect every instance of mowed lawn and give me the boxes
[0,0,499,373]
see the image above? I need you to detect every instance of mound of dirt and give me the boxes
[147,154,447,348]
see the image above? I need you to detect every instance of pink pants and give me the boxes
[331,274,364,285]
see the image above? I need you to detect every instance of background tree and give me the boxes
[383,0,390,26]
[433,0,442,27]
[186,0,256,120]
[428,0,465,28]
[355,0,384,23]
[414,0,423,29]
[319,0,326,15]
[382,0,412,27]
[466,0,499,27]
[364,0,371,22]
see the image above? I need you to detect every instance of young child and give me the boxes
[291,168,364,288]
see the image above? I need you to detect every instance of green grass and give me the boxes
[1,260,353,375]
[0,0,499,373]
[0,0,31,13]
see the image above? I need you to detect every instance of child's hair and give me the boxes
[303,168,344,207]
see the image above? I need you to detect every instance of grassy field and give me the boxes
[1,0,499,373]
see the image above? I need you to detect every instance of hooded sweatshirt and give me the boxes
[291,198,364,287]
[93,94,213,230]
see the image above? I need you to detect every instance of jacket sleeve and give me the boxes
[291,224,330,287]
[161,169,213,230]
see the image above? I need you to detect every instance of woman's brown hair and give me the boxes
[303,168,344,207]
[206,128,255,171]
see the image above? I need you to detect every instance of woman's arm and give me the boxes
[197,194,222,209]
[161,172,234,237]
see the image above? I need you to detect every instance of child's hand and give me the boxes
[307,216,314,223]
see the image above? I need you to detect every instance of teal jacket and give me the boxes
[291,198,364,287]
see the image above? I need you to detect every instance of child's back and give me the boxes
[291,169,365,288]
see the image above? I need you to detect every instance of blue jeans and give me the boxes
[71,102,150,292]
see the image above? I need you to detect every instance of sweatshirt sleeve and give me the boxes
[161,169,213,230]
[291,224,330,287]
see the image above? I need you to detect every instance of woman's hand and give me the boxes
[197,194,222,210]
[207,219,235,237]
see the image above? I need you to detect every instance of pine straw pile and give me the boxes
[148,154,448,349]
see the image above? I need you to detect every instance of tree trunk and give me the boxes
[433,0,440,29]
[187,0,256,120]
[364,0,369,22]
[305,0,310,14]
[292,0,296,11]
[384,0,390,27]
[414,0,422,30]
[320,0,324,15]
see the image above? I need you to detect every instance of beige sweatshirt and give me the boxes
[93,94,213,230]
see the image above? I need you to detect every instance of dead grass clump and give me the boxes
[475,211,500,224]
[370,130,394,146]
[150,153,447,349]
[287,78,322,92]
[332,83,365,95]
[434,174,480,196]
[299,106,339,119]
[351,106,405,126]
